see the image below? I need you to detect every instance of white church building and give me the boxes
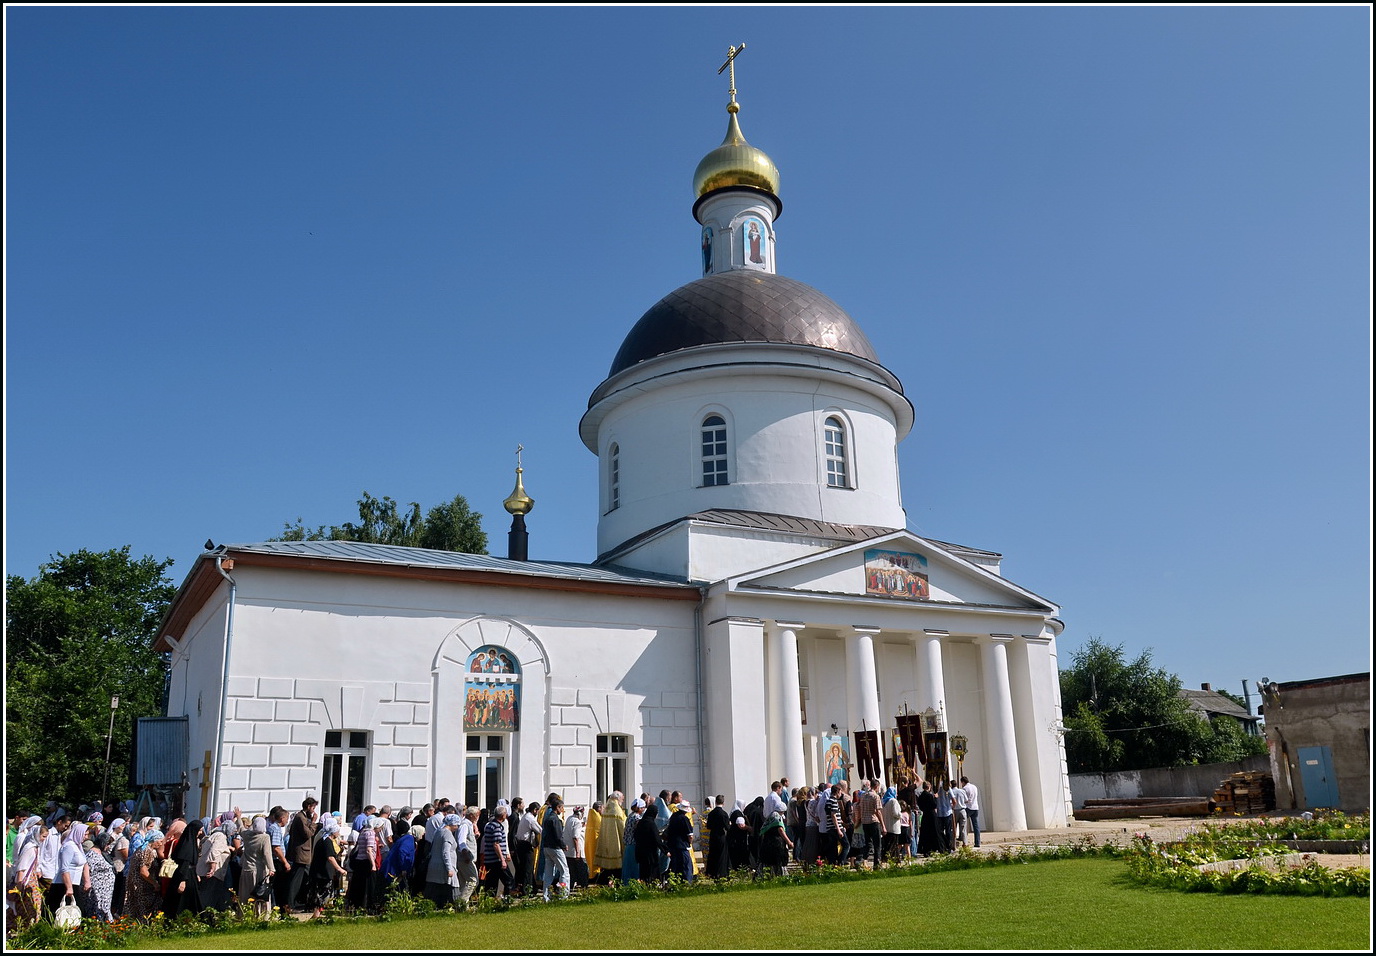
[155,65,1072,833]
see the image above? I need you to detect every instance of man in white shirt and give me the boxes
[514,802,541,896]
[950,779,969,846]
[376,806,394,848]
[960,776,981,848]
[762,781,788,819]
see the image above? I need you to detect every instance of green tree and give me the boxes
[1059,637,1220,773]
[1196,713,1268,763]
[5,548,177,810]
[276,491,487,554]
[418,495,488,554]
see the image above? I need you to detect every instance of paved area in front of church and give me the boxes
[977,814,1205,849]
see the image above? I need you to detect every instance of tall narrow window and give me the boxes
[596,734,631,800]
[465,734,506,810]
[824,416,849,488]
[701,415,729,486]
[321,730,370,819]
[608,443,621,511]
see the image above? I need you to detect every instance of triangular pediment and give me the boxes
[726,530,1057,613]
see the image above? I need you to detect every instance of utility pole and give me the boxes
[100,695,119,809]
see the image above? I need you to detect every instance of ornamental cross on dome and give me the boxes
[717,42,747,107]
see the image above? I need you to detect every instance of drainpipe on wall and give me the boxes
[209,552,237,818]
[694,592,707,804]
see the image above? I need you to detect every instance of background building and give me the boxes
[1260,673,1370,812]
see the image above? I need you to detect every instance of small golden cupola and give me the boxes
[503,445,534,561]
[692,43,780,207]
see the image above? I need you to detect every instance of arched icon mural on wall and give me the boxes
[464,645,521,731]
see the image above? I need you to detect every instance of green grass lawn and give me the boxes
[139,858,1371,951]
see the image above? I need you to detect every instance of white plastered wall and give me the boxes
[207,565,698,814]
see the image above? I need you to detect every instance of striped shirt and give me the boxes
[482,819,509,865]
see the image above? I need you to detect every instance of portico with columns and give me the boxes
[694,529,1070,832]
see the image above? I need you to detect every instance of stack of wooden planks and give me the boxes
[1212,770,1275,813]
[1074,796,1212,820]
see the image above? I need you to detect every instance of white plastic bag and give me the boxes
[53,893,82,929]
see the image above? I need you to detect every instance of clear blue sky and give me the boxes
[6,6,1370,696]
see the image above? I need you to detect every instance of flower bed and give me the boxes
[1122,811,1370,896]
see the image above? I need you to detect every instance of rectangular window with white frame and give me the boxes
[465,734,507,810]
[596,734,632,800]
[321,730,370,819]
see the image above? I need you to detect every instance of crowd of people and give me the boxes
[4,773,981,932]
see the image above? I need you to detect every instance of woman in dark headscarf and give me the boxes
[704,796,730,879]
[758,811,793,876]
[621,800,642,882]
[164,818,204,916]
[633,805,663,886]
[743,796,765,869]
[81,831,116,921]
[915,782,940,857]
[727,801,751,871]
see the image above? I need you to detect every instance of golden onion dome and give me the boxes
[503,466,534,516]
[693,104,780,201]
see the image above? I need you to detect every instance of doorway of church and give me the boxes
[465,734,508,809]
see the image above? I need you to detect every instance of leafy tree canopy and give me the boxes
[275,491,487,555]
[1059,637,1265,773]
[5,548,177,811]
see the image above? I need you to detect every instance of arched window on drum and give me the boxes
[701,415,729,487]
[824,416,850,489]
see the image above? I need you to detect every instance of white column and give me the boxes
[703,617,767,799]
[845,627,883,777]
[1010,633,1071,829]
[915,629,947,721]
[766,621,807,787]
[980,635,1027,832]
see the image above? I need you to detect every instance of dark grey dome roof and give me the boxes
[609,271,881,376]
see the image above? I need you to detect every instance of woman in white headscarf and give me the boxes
[54,821,91,917]
[307,816,346,914]
[238,817,274,920]
[9,821,47,927]
[107,818,129,918]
